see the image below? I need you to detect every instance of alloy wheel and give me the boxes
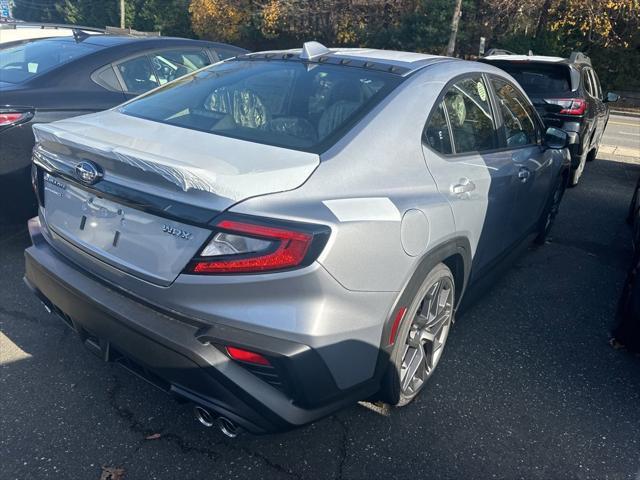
[399,276,454,396]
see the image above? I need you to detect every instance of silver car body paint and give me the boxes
[29,51,567,392]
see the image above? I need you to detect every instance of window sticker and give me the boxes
[477,81,487,102]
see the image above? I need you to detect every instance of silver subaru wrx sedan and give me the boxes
[25,42,571,434]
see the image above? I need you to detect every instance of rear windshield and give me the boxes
[120,59,402,152]
[0,39,99,84]
[487,61,572,96]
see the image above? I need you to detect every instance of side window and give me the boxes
[424,102,452,154]
[92,65,123,92]
[491,78,538,147]
[116,56,158,94]
[149,49,211,85]
[583,69,594,97]
[590,70,602,99]
[442,76,495,154]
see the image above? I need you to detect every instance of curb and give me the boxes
[600,144,640,159]
[610,109,640,118]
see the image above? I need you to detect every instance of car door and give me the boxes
[489,76,553,238]
[422,74,519,278]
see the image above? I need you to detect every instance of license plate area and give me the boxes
[42,174,210,285]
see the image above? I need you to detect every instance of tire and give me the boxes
[568,151,587,188]
[626,178,640,226]
[0,166,37,224]
[379,263,455,407]
[534,173,566,245]
[586,147,597,162]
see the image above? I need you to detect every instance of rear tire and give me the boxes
[0,167,37,224]
[568,150,588,188]
[379,263,455,407]
[534,173,566,245]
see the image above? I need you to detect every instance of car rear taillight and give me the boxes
[544,98,587,115]
[186,216,330,274]
[0,109,33,127]
[226,346,271,366]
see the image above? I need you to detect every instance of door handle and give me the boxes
[517,167,531,183]
[450,178,476,197]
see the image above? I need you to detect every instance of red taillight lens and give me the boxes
[189,218,326,274]
[226,346,271,366]
[544,98,587,115]
[0,112,27,126]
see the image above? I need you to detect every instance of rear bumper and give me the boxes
[24,218,383,433]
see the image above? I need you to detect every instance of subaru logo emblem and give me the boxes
[75,161,103,185]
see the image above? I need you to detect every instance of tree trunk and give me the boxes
[445,0,463,57]
[120,0,125,29]
[535,0,553,38]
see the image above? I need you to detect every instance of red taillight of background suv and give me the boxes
[544,98,587,115]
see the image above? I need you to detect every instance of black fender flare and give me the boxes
[377,236,472,355]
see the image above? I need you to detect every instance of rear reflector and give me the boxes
[389,307,408,345]
[544,98,587,115]
[226,346,271,366]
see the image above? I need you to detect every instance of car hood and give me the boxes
[32,109,320,211]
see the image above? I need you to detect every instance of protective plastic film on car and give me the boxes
[31,113,320,202]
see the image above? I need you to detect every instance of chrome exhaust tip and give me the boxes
[217,417,239,438]
[193,406,215,428]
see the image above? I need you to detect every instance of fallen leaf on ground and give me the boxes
[145,433,162,440]
[100,466,125,480]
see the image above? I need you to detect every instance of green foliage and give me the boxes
[14,0,192,37]
[11,0,639,90]
[12,0,65,23]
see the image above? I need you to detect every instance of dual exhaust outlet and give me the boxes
[193,405,239,438]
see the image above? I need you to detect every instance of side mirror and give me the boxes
[605,92,620,103]
[544,127,568,149]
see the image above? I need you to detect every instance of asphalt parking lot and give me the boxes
[1,128,640,479]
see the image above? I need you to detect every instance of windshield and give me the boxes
[120,59,402,152]
[0,39,99,84]
[488,61,572,96]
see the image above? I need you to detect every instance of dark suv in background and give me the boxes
[480,51,619,186]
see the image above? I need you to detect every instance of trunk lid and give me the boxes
[33,110,320,285]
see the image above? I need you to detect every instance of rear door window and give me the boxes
[116,55,159,94]
[491,78,538,147]
[424,102,452,154]
[589,69,602,99]
[583,69,594,97]
[149,49,211,85]
[441,75,496,154]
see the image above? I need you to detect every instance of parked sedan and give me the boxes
[25,43,571,435]
[0,33,247,220]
